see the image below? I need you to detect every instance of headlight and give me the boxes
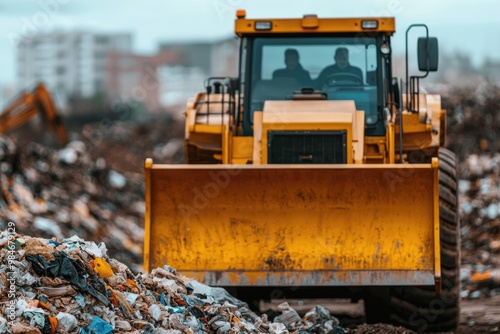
[380,43,391,55]
[361,20,378,29]
[255,21,272,31]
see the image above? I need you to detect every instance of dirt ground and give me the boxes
[263,296,500,333]
[453,295,500,333]
[356,296,500,333]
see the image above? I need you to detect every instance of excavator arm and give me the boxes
[0,83,68,145]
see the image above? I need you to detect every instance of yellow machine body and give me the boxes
[144,13,445,290]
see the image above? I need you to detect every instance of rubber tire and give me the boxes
[387,148,461,333]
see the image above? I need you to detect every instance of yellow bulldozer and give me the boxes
[144,12,459,332]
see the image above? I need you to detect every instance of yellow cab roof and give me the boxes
[234,11,395,36]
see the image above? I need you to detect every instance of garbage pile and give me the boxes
[442,84,500,162]
[440,84,500,298]
[0,137,144,273]
[0,120,184,273]
[0,232,347,333]
[458,153,500,299]
[76,119,185,175]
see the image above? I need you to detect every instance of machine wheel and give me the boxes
[387,148,460,332]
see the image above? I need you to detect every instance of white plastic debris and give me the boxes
[0,317,6,333]
[67,140,86,154]
[64,235,85,243]
[83,241,103,258]
[486,203,499,219]
[152,277,180,292]
[459,180,470,193]
[108,170,127,189]
[58,148,78,165]
[33,217,63,239]
[123,292,139,306]
[56,312,78,332]
[269,322,289,334]
[148,304,162,321]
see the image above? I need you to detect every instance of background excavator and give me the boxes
[0,83,68,145]
[144,11,459,332]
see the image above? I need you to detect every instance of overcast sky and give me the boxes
[1,0,500,86]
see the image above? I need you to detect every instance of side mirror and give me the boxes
[417,37,439,72]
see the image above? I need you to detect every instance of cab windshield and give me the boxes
[247,36,381,130]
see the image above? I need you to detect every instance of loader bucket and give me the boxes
[144,159,440,287]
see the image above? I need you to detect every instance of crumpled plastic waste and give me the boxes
[0,233,349,333]
[85,316,114,334]
[24,311,46,330]
[269,323,288,334]
[10,323,42,334]
[93,257,114,278]
[273,302,301,327]
[272,303,344,333]
[25,252,110,307]
[56,312,77,332]
[0,317,7,333]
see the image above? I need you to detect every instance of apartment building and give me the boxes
[17,31,131,109]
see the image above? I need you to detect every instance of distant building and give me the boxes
[16,33,240,115]
[160,42,213,74]
[157,37,239,113]
[210,38,239,77]
[157,65,206,108]
[159,37,239,77]
[17,31,131,110]
[481,59,500,84]
[106,50,180,113]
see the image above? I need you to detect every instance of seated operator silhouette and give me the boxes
[272,48,313,86]
[316,47,363,87]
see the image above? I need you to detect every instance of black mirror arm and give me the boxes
[405,24,429,111]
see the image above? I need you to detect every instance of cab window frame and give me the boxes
[241,33,388,136]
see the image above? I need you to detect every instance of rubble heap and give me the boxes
[459,153,500,298]
[0,137,145,273]
[442,84,500,161]
[441,85,500,297]
[0,232,346,333]
[0,120,184,272]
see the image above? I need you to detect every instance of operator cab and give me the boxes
[236,15,395,137]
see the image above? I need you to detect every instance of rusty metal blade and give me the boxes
[144,162,438,286]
